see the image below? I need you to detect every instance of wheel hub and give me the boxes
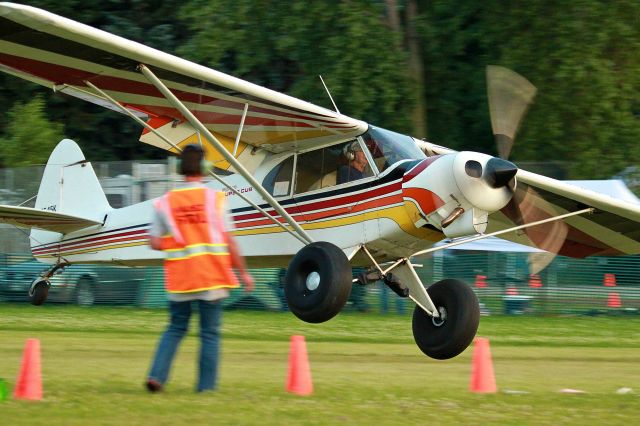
[305,271,320,291]
[432,306,447,327]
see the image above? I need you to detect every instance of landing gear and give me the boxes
[27,261,68,306]
[284,241,352,323]
[29,279,50,306]
[412,279,480,360]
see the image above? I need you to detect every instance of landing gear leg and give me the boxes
[28,262,69,306]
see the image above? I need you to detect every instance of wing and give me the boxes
[489,171,640,257]
[0,205,101,234]
[0,3,367,169]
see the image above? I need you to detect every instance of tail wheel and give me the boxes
[412,279,480,360]
[75,277,96,307]
[29,280,50,306]
[284,242,352,323]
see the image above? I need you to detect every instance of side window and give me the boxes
[263,156,294,197]
[335,140,373,184]
[294,141,372,194]
[294,149,326,194]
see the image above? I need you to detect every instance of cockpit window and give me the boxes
[294,140,373,193]
[362,125,426,172]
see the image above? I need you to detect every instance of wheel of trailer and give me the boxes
[412,279,480,360]
[284,241,352,323]
[75,276,96,307]
[29,280,50,306]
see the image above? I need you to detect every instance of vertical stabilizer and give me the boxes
[31,139,110,249]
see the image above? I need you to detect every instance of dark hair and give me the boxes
[179,144,205,176]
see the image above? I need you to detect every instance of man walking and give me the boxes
[146,144,254,393]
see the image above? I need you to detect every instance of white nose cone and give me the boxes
[452,152,516,212]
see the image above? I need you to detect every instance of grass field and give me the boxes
[1,304,639,425]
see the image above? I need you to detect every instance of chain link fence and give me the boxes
[1,161,639,315]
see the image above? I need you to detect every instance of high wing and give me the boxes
[0,3,367,170]
[492,170,640,257]
[420,141,640,257]
[0,205,101,234]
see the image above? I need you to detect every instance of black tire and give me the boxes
[284,241,352,323]
[29,280,50,306]
[412,279,480,360]
[75,277,96,307]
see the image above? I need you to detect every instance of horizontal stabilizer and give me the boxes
[0,204,101,234]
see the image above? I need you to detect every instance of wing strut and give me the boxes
[410,207,594,258]
[138,64,314,244]
[84,79,309,245]
[356,207,594,317]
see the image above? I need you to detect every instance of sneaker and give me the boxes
[146,378,163,393]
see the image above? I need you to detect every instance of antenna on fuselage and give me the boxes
[319,75,340,114]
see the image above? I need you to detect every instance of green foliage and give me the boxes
[1,1,638,179]
[178,0,414,133]
[0,95,63,167]
[418,0,640,178]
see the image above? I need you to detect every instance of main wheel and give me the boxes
[284,241,352,323]
[75,277,96,307]
[412,279,480,360]
[29,280,50,306]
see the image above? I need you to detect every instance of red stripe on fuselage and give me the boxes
[402,156,442,183]
[31,229,148,255]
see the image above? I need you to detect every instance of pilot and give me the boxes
[337,141,369,184]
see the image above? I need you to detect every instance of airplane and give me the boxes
[2,2,640,360]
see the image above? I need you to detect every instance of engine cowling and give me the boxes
[402,152,517,238]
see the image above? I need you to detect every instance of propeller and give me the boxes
[486,65,537,159]
[486,65,565,274]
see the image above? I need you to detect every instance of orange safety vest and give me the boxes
[154,186,239,293]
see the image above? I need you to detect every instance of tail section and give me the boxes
[34,139,110,218]
[29,139,111,251]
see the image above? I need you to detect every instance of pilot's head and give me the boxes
[179,144,206,176]
[343,141,363,162]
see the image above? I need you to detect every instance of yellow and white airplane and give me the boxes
[2,3,640,359]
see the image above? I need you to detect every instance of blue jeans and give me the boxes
[148,299,223,392]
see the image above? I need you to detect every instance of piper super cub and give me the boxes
[2,3,640,359]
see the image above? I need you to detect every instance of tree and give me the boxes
[416,0,640,179]
[0,0,190,161]
[178,0,415,134]
[0,95,64,167]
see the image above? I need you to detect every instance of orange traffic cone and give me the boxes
[475,275,488,288]
[528,274,542,288]
[286,335,313,396]
[607,292,622,308]
[604,273,617,287]
[469,337,497,393]
[506,286,518,296]
[13,338,42,401]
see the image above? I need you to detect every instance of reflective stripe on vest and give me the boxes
[164,243,229,260]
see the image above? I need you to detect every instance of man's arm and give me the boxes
[225,232,254,292]
[149,236,163,250]
[148,206,167,251]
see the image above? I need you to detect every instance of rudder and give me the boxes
[31,139,110,248]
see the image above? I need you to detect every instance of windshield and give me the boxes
[362,126,425,172]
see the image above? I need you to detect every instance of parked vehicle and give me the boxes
[0,260,145,306]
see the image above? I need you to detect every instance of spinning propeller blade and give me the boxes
[486,65,537,159]
[486,66,564,273]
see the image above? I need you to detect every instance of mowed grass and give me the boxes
[1,304,639,425]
